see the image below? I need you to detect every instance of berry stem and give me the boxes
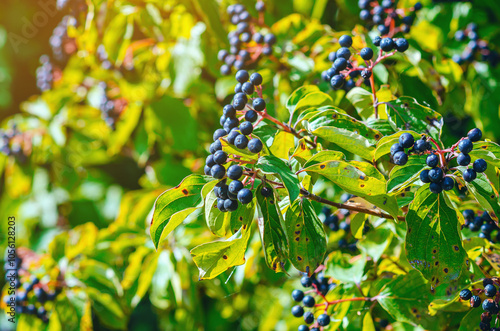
[369,74,378,119]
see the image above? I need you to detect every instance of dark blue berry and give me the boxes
[428,168,443,183]
[239,121,253,135]
[390,143,403,155]
[234,134,249,149]
[209,140,223,154]
[220,65,231,76]
[264,33,276,45]
[261,186,273,197]
[242,82,254,95]
[317,314,330,326]
[430,182,443,194]
[373,36,382,46]
[473,159,487,173]
[303,295,315,307]
[399,133,415,148]
[237,188,253,204]
[245,110,258,122]
[224,104,236,118]
[229,180,244,194]
[330,75,345,89]
[206,155,216,167]
[471,295,481,308]
[224,199,238,212]
[213,129,227,141]
[227,165,243,180]
[211,165,226,179]
[301,276,312,287]
[204,165,212,175]
[292,305,304,317]
[339,35,353,48]
[235,70,249,84]
[333,58,347,71]
[482,299,499,314]
[298,326,310,331]
[463,209,474,220]
[458,139,473,154]
[463,169,477,182]
[468,128,482,142]
[336,47,351,60]
[253,98,266,111]
[395,38,409,52]
[457,153,471,166]
[485,284,497,297]
[360,47,374,60]
[250,73,263,86]
[224,117,239,132]
[360,9,371,20]
[380,38,395,52]
[414,139,429,152]
[328,52,337,62]
[213,150,228,165]
[361,69,371,79]
[442,176,455,191]
[414,2,422,10]
[227,129,240,145]
[248,138,263,153]
[460,289,473,300]
[393,151,408,165]
[303,311,314,324]
[292,289,304,302]
[426,154,439,168]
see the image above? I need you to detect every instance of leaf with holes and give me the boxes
[256,184,288,272]
[385,97,443,140]
[304,107,383,161]
[191,223,253,280]
[150,175,215,249]
[256,155,300,203]
[374,130,423,161]
[405,186,467,287]
[205,188,256,237]
[301,160,399,219]
[285,198,326,272]
[387,155,427,192]
[463,171,500,222]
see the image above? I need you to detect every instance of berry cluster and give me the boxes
[49,16,78,64]
[459,278,500,331]
[219,2,276,75]
[358,0,422,37]
[290,272,336,331]
[36,55,60,92]
[0,126,29,163]
[99,83,127,130]
[204,70,265,212]
[463,210,500,243]
[320,194,366,252]
[321,34,409,91]
[452,24,499,67]
[56,0,88,14]
[390,129,487,194]
[2,253,62,323]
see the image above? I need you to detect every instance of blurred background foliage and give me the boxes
[1,0,500,330]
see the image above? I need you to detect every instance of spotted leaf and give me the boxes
[405,186,467,287]
[301,159,399,219]
[150,175,215,249]
[285,198,326,273]
[256,184,288,273]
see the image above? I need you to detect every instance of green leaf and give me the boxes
[458,308,483,331]
[301,160,399,219]
[191,223,253,280]
[302,150,345,168]
[269,131,296,160]
[384,97,443,141]
[205,188,256,237]
[286,85,320,116]
[374,130,423,161]
[405,186,467,287]
[150,175,214,249]
[463,171,500,222]
[256,155,301,203]
[387,155,427,192]
[256,184,288,272]
[346,87,373,116]
[377,270,455,329]
[290,90,333,118]
[470,141,500,168]
[285,198,326,272]
[305,107,382,161]
[325,251,366,283]
[87,288,127,329]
